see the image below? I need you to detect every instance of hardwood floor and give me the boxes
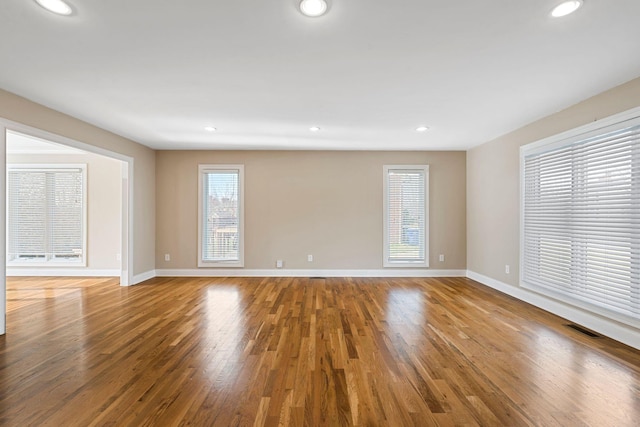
[1,276,639,426]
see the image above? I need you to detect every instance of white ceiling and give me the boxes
[6,131,87,154]
[1,1,639,151]
[6,131,86,154]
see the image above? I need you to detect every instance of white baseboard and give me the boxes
[466,270,640,350]
[7,268,119,277]
[132,269,157,285]
[154,268,467,278]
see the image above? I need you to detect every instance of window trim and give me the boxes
[383,164,429,268]
[520,106,640,328]
[7,163,87,267]
[197,164,245,268]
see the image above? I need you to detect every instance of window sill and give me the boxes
[384,261,429,268]
[7,261,86,268]
[198,261,244,268]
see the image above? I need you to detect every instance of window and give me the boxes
[198,165,244,267]
[521,113,640,327]
[383,165,429,267]
[7,165,86,266]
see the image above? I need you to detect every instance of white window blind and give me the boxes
[8,166,86,265]
[198,165,244,267]
[383,165,429,267]
[522,119,640,326]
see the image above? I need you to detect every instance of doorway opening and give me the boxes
[1,120,134,335]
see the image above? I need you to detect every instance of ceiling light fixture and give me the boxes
[309,126,321,132]
[416,126,430,132]
[299,0,328,17]
[551,1,583,17]
[35,0,73,16]
[204,126,217,132]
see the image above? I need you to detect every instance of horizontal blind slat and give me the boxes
[8,167,84,262]
[386,168,426,263]
[522,120,640,325]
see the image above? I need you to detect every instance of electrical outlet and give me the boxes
[116,253,121,261]
[165,254,170,262]
[505,264,510,274]
[276,260,283,268]
[308,254,313,262]
[439,254,445,262]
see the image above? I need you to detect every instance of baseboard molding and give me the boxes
[466,270,640,350]
[132,270,157,285]
[155,268,467,278]
[7,268,119,277]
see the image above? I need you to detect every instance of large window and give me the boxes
[521,113,640,327]
[198,165,244,267]
[7,165,86,266]
[383,165,429,267]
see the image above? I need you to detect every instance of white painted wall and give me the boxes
[7,149,121,275]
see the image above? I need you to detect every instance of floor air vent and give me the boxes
[566,324,600,338]
[309,277,326,280]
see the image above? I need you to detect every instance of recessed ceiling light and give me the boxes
[204,126,217,132]
[300,0,328,17]
[309,126,321,132]
[35,0,73,16]
[416,126,430,132]
[551,1,583,18]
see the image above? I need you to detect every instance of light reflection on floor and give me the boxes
[204,285,243,388]
[8,285,89,380]
[529,327,638,425]
[386,289,425,333]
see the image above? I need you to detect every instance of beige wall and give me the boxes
[467,76,640,285]
[156,150,466,270]
[0,89,156,277]
[7,152,121,271]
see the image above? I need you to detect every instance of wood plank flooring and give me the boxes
[1,276,639,426]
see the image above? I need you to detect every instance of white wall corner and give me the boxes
[466,270,640,350]
[131,269,157,286]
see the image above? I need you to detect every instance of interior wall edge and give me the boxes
[152,269,468,278]
[132,269,157,286]
[0,89,156,278]
[466,270,640,350]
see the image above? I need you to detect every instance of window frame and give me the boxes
[520,107,640,328]
[7,163,87,267]
[383,164,430,268]
[197,164,245,268]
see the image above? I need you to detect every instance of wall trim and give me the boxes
[466,270,640,350]
[131,269,157,286]
[1,118,135,288]
[7,269,119,277]
[155,268,467,278]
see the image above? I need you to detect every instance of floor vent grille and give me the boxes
[309,277,326,280]
[566,324,600,338]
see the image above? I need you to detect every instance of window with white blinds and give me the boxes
[198,165,244,267]
[383,165,429,267]
[8,165,86,265]
[521,116,640,327]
